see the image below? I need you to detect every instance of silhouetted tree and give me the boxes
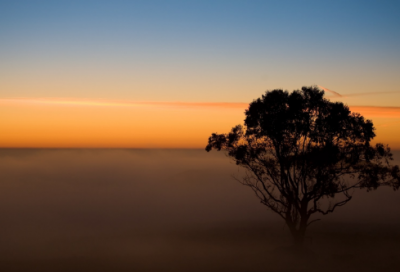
[206,86,400,248]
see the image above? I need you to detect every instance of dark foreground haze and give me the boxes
[0,149,399,272]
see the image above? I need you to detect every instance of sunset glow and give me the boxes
[0,98,245,148]
[1,98,400,148]
[1,1,399,149]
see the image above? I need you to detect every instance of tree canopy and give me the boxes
[206,86,400,247]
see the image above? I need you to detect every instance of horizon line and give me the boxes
[1,147,400,151]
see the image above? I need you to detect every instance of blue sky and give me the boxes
[1,0,400,105]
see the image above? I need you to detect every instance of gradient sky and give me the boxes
[1,0,400,148]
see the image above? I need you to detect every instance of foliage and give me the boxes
[206,86,400,246]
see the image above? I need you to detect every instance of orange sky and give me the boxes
[0,98,245,148]
[1,1,399,150]
[1,98,399,149]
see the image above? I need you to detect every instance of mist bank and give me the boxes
[0,149,399,271]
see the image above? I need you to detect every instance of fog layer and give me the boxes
[0,149,399,271]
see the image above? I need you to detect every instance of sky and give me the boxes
[1,0,400,148]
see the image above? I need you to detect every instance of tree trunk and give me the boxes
[287,214,308,249]
[291,228,306,249]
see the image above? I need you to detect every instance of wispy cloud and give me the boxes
[350,106,400,118]
[318,85,342,97]
[0,98,248,109]
[344,91,400,97]
[2,98,400,118]
[318,85,400,98]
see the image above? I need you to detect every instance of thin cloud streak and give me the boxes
[0,98,248,109]
[344,91,400,97]
[2,98,400,118]
[350,106,400,118]
[318,85,400,98]
[318,85,342,97]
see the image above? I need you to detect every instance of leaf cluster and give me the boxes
[206,87,399,221]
